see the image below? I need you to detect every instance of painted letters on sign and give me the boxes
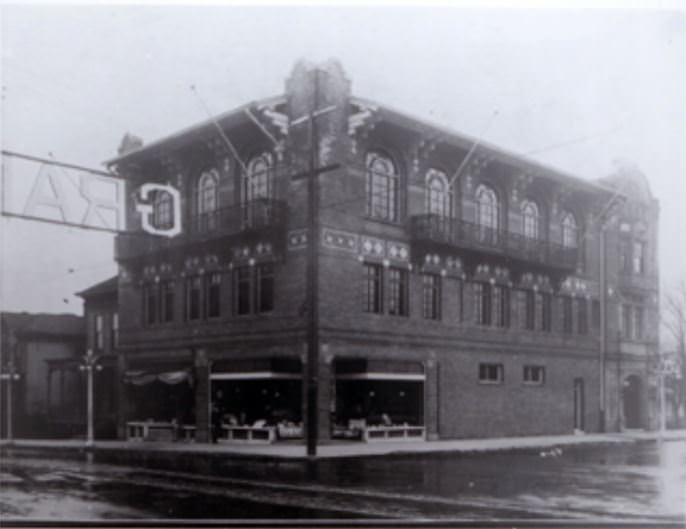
[1,151,182,238]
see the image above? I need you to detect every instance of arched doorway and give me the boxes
[623,375,643,429]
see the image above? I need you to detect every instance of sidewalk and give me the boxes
[1,429,685,460]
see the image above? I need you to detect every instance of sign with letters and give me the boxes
[1,151,181,237]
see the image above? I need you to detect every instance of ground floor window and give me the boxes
[523,365,545,385]
[211,379,302,428]
[478,363,504,384]
[334,379,424,428]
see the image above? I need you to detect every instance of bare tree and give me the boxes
[661,281,686,424]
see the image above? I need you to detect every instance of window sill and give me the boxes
[478,380,503,385]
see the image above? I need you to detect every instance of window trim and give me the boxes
[523,365,545,386]
[422,273,441,320]
[388,266,409,317]
[366,151,400,223]
[363,262,384,314]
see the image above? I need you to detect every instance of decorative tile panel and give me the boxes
[288,229,308,251]
[360,236,385,258]
[322,228,358,253]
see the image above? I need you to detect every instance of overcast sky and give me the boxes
[1,5,685,318]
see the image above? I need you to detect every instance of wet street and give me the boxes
[1,439,685,522]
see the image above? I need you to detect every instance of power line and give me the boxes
[190,84,247,173]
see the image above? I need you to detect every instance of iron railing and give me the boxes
[189,199,287,235]
[411,214,578,270]
[115,199,287,260]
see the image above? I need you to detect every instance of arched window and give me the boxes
[426,169,452,218]
[152,190,173,230]
[366,152,399,222]
[196,169,219,232]
[521,199,540,239]
[561,211,578,248]
[475,184,499,230]
[244,153,273,203]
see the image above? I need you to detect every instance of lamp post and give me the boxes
[1,359,21,444]
[79,349,102,448]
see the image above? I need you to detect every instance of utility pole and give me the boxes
[79,348,102,448]
[289,68,339,458]
[306,69,321,458]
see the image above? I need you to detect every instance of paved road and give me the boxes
[1,439,684,522]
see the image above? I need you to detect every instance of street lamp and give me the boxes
[1,359,21,444]
[78,349,103,448]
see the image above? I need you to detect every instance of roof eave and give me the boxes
[103,95,285,169]
[353,96,617,198]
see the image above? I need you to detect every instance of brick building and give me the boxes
[104,60,659,444]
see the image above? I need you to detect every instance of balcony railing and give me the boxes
[411,214,577,270]
[115,199,287,261]
[189,199,287,236]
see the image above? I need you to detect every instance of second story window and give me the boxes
[561,295,573,334]
[388,267,409,316]
[196,170,219,232]
[493,285,509,328]
[475,185,499,244]
[235,267,252,315]
[422,273,441,320]
[561,212,578,249]
[233,265,275,316]
[95,314,104,350]
[244,153,273,202]
[256,264,275,314]
[474,282,492,326]
[426,169,452,218]
[522,290,535,330]
[366,152,399,222]
[363,263,383,314]
[111,313,119,348]
[522,200,540,240]
[185,276,202,321]
[620,237,631,272]
[143,284,158,325]
[634,306,644,340]
[539,292,552,332]
[160,280,175,323]
[632,241,645,274]
[577,298,588,335]
[205,273,222,319]
[152,190,174,230]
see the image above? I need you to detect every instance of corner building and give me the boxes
[108,60,659,443]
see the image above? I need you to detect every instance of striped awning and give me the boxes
[123,369,193,386]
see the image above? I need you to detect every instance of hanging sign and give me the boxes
[1,150,181,237]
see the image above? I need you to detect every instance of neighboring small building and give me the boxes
[0,311,85,438]
[76,276,120,439]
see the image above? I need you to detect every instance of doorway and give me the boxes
[622,375,642,429]
[573,378,585,431]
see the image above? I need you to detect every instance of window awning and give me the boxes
[210,371,301,381]
[335,372,425,381]
[123,369,193,386]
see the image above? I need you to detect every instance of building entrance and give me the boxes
[623,374,642,429]
[573,378,585,432]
